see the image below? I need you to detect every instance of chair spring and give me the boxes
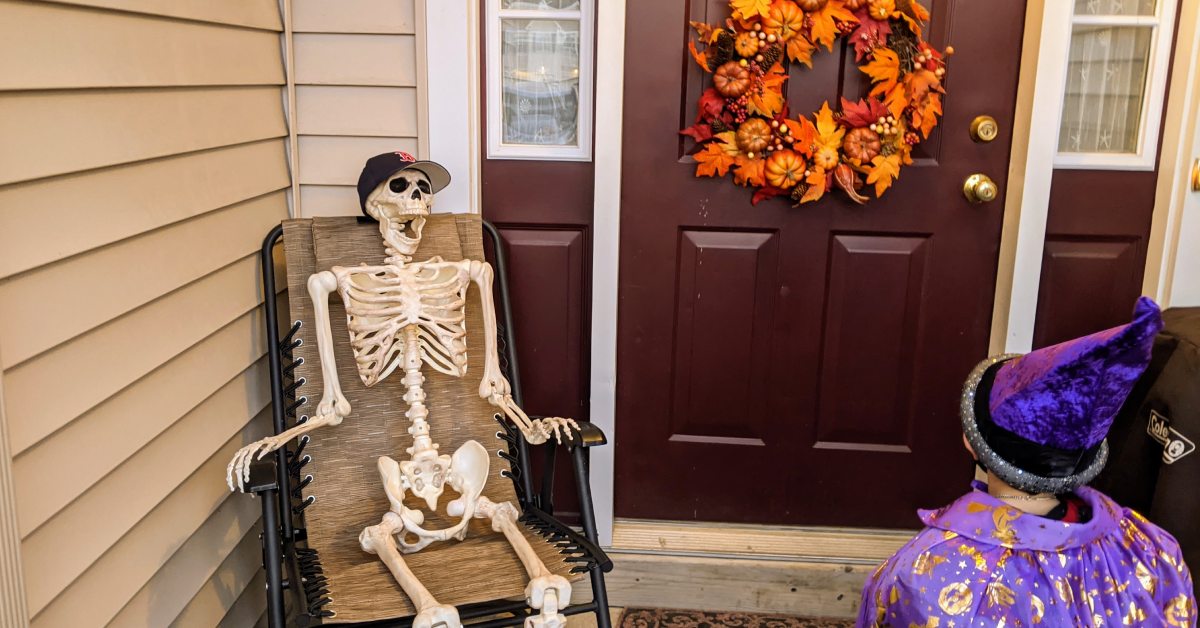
[283,356,304,377]
[288,455,311,477]
[291,475,313,498]
[287,436,309,461]
[280,321,302,347]
[292,494,315,515]
[286,397,307,416]
[283,377,306,397]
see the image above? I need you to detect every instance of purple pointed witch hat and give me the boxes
[961,297,1163,494]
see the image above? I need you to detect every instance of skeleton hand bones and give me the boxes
[481,371,577,446]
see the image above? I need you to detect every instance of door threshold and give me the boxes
[603,519,917,617]
[610,518,915,564]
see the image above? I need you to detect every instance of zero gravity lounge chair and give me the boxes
[242,215,613,627]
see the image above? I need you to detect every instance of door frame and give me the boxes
[434,0,1200,544]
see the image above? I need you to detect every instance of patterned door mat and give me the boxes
[618,608,854,627]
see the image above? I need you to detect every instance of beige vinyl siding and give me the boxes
[291,0,424,217]
[0,1,288,626]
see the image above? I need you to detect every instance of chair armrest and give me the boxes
[567,420,607,448]
[245,458,280,493]
[528,416,607,448]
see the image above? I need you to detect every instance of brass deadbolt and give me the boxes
[970,115,999,143]
[963,173,998,204]
[1191,158,1199,192]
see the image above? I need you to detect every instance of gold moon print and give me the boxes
[938,582,973,615]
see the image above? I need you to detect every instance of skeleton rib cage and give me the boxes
[337,259,474,386]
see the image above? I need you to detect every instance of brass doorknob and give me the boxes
[963,173,998,203]
[1191,158,1199,192]
[970,115,999,143]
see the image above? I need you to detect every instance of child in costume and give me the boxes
[859,297,1196,627]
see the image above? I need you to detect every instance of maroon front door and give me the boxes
[615,0,1028,527]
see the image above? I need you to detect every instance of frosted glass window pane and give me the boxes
[500,19,580,146]
[1073,0,1155,16]
[1058,25,1153,154]
[501,0,581,11]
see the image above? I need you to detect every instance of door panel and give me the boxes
[816,234,929,452]
[670,229,779,445]
[616,0,1027,527]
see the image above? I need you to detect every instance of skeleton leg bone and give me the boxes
[475,497,571,628]
[360,513,461,628]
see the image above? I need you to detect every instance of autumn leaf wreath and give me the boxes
[681,0,951,206]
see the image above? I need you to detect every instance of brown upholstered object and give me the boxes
[282,215,579,623]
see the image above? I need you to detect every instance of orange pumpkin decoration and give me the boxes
[735,31,760,57]
[765,150,805,188]
[763,2,804,42]
[842,127,882,163]
[714,62,752,98]
[736,118,773,154]
[844,0,868,9]
[797,0,829,11]
[814,145,839,170]
[868,0,895,20]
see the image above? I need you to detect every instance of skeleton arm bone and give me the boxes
[466,260,577,446]
[225,270,351,491]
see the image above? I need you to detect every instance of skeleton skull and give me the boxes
[365,169,433,259]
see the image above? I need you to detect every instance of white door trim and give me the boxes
[989,0,1073,354]
[422,0,481,215]
[1145,0,1200,307]
[587,0,626,547]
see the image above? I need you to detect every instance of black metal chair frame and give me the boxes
[246,221,613,627]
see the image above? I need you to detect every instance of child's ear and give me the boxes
[962,433,977,459]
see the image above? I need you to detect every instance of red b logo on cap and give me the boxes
[394,151,416,162]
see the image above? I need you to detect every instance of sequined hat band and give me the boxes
[961,354,1109,494]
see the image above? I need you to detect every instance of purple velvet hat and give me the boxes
[961,297,1163,493]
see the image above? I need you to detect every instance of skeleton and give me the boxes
[226,165,578,628]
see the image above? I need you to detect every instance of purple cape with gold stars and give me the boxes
[858,485,1195,627]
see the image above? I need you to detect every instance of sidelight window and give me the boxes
[1055,0,1177,169]
[486,0,595,160]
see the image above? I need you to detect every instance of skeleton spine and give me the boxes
[402,325,434,455]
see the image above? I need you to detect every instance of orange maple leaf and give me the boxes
[884,83,907,119]
[689,20,721,44]
[688,40,709,71]
[809,0,858,51]
[731,0,771,20]
[733,155,767,187]
[814,101,845,151]
[862,48,901,98]
[896,0,930,37]
[749,69,788,117]
[800,169,827,203]
[695,142,737,178]
[865,153,902,196]
[918,93,942,138]
[786,35,816,67]
[902,0,931,21]
[714,131,742,156]
[785,115,819,157]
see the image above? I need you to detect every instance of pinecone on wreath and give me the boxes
[758,45,782,70]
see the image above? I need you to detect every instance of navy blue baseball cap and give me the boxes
[357,151,451,215]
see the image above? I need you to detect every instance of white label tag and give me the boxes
[1147,410,1196,464]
